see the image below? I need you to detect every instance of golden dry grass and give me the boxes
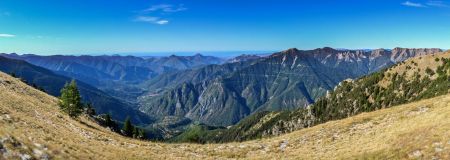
[1,71,450,160]
[379,51,450,87]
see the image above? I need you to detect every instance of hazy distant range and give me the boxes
[113,51,276,58]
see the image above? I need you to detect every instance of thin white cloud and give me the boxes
[156,20,169,25]
[402,1,426,7]
[426,0,449,7]
[0,34,15,38]
[134,16,169,25]
[134,4,185,25]
[143,4,187,13]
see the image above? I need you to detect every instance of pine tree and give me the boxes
[9,72,17,78]
[122,116,134,137]
[105,114,113,127]
[59,80,83,118]
[138,129,145,139]
[133,127,138,138]
[85,103,96,116]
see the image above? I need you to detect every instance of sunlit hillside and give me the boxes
[1,71,449,159]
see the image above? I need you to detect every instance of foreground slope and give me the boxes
[1,71,449,159]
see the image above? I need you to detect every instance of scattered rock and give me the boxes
[280,140,288,151]
[407,106,429,116]
[20,153,32,160]
[409,150,422,158]
[433,142,443,152]
[33,148,43,157]
[0,141,6,154]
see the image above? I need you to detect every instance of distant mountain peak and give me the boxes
[284,48,300,53]
[315,47,337,53]
[193,53,204,57]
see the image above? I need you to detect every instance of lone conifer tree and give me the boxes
[105,114,113,127]
[138,129,146,139]
[59,80,83,118]
[122,116,134,137]
[85,103,96,116]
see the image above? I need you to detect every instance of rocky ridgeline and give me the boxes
[140,47,443,127]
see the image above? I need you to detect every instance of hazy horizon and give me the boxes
[1,46,448,57]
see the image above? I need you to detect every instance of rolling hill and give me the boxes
[0,70,449,159]
[0,56,152,125]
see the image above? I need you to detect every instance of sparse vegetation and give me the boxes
[1,71,449,159]
[121,116,146,139]
[425,67,435,76]
[59,80,83,118]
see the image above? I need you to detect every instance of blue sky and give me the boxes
[0,0,449,56]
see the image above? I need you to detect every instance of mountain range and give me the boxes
[0,47,443,138]
[0,53,225,104]
[139,47,442,126]
[169,50,450,143]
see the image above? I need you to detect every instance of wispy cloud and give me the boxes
[426,1,450,7]
[156,20,169,25]
[134,4,186,25]
[0,34,15,38]
[402,1,426,7]
[143,4,187,13]
[402,1,450,8]
[134,16,169,25]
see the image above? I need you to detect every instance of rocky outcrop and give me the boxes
[226,54,262,63]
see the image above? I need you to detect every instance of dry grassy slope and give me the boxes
[0,71,449,160]
[380,51,450,87]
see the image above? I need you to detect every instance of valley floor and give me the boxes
[0,72,449,159]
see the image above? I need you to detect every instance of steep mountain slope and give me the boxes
[140,47,442,126]
[0,53,225,103]
[1,71,449,159]
[141,61,254,95]
[205,50,450,142]
[0,56,152,125]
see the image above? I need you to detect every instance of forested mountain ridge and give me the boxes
[186,50,450,143]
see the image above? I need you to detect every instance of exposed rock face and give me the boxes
[226,54,262,63]
[140,47,443,126]
[390,47,442,62]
